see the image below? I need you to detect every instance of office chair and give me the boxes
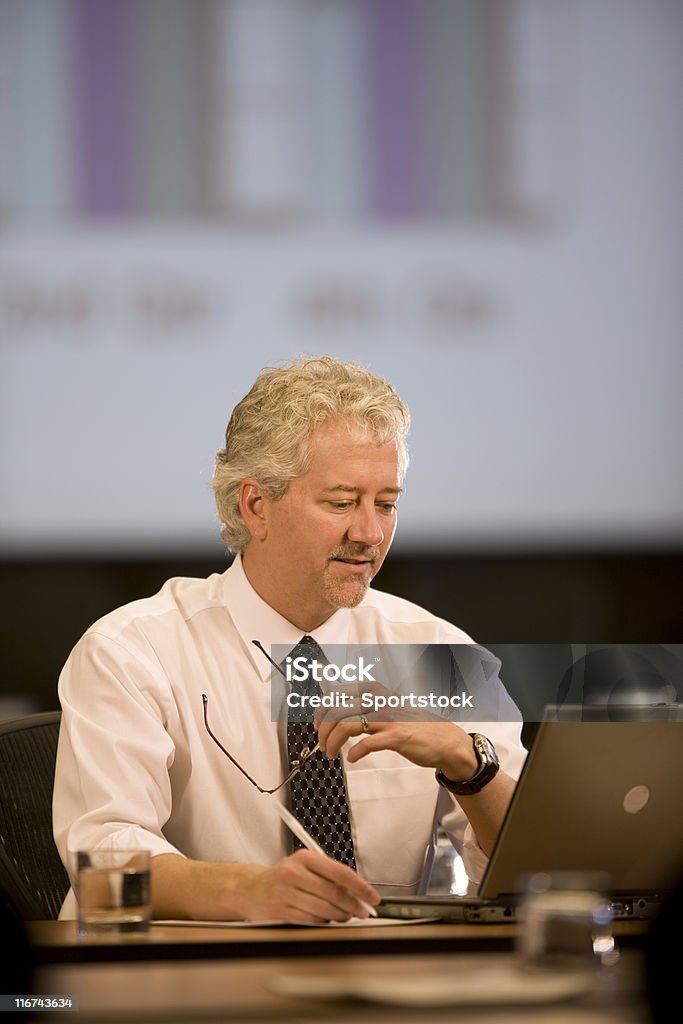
[0,712,70,920]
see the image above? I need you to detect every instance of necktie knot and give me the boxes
[290,635,323,659]
[287,636,324,711]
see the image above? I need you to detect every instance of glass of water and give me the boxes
[517,870,618,972]
[76,849,151,936]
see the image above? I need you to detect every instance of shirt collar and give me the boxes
[221,554,351,681]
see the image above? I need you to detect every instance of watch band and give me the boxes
[435,733,500,797]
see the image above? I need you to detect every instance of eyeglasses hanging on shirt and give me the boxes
[201,640,319,794]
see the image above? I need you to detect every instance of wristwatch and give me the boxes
[435,733,500,796]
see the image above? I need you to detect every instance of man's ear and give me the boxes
[239,477,269,541]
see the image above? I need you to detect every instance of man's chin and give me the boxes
[322,571,371,610]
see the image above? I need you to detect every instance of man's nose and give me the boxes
[346,504,384,547]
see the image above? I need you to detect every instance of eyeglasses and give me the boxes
[201,639,320,795]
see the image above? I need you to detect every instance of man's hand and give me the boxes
[237,849,380,923]
[315,712,479,781]
[312,678,478,780]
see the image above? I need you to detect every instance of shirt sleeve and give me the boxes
[54,629,185,889]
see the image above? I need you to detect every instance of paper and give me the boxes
[153,916,437,929]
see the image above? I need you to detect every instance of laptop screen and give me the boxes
[480,714,683,900]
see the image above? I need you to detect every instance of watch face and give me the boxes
[435,734,500,796]
[473,734,498,766]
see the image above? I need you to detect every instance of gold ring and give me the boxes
[359,714,370,733]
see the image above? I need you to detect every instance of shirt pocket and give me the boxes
[345,763,439,892]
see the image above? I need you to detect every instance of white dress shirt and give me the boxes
[54,555,526,918]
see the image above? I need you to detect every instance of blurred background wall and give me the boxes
[1,0,681,718]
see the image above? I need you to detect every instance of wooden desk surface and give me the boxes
[27,918,650,965]
[32,950,649,1024]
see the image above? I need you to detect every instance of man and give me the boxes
[54,356,526,922]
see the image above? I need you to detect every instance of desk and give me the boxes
[27,919,649,965]
[31,950,649,1024]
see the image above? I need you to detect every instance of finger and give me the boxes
[287,880,372,921]
[345,729,399,764]
[278,854,378,921]
[315,716,354,753]
[332,714,379,758]
[319,711,378,757]
[314,692,366,727]
[279,889,355,923]
[256,878,350,924]
[311,684,365,729]
[294,850,380,908]
[314,702,360,733]
[319,719,361,758]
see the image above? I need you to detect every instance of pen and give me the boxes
[272,800,378,918]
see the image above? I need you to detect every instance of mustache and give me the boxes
[329,546,381,563]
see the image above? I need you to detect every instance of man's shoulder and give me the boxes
[83,572,227,645]
[355,587,474,643]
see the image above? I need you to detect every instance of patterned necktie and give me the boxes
[286,635,357,868]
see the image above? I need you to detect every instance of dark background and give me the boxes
[3,547,680,719]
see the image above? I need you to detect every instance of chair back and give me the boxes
[0,712,70,920]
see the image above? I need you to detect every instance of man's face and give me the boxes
[246,420,402,631]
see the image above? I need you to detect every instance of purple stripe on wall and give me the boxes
[366,0,426,219]
[73,0,135,216]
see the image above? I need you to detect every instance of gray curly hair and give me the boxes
[212,355,410,554]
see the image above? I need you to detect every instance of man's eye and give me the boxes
[377,503,396,513]
[330,501,354,510]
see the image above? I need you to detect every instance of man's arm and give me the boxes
[151,850,380,922]
[316,717,519,857]
[439,773,517,857]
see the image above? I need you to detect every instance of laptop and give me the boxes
[378,709,683,922]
